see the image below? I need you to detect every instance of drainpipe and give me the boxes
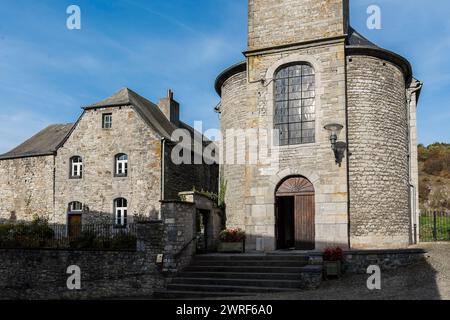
[161,138,166,203]
[406,80,423,245]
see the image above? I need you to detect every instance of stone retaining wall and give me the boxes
[0,200,200,300]
[0,222,165,300]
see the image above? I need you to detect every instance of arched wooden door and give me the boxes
[275,176,315,250]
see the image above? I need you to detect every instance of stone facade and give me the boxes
[216,0,420,251]
[54,106,163,224]
[0,89,218,226]
[0,156,55,222]
[164,143,219,201]
[219,0,349,251]
[248,0,349,51]
[347,55,410,248]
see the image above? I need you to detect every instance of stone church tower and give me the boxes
[215,0,422,251]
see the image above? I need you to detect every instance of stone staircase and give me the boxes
[154,253,322,299]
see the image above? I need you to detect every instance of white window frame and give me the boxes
[102,113,112,129]
[68,201,83,213]
[71,156,83,178]
[115,154,128,176]
[114,198,128,226]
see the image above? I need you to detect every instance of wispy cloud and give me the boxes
[0,111,52,153]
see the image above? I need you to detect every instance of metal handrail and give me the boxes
[174,235,199,259]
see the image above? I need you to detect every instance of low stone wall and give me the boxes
[343,248,427,274]
[0,204,199,300]
[0,249,164,300]
[308,248,427,275]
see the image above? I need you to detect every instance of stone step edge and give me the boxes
[166,283,301,292]
[184,265,322,272]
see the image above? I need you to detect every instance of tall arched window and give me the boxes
[274,63,316,145]
[114,198,128,226]
[115,154,128,177]
[70,156,83,178]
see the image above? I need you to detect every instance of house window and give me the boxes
[102,113,112,129]
[274,63,316,145]
[68,201,83,213]
[114,198,128,226]
[115,154,128,177]
[70,156,83,179]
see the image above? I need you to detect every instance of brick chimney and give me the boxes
[158,89,180,126]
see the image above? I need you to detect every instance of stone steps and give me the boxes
[165,283,301,294]
[191,260,308,267]
[179,271,303,281]
[154,254,322,299]
[184,265,310,273]
[170,277,305,289]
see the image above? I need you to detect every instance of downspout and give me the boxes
[53,153,57,221]
[161,137,166,204]
[406,80,423,244]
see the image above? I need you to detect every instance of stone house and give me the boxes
[0,88,218,227]
[214,0,422,251]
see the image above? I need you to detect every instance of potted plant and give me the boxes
[323,247,344,278]
[218,228,246,253]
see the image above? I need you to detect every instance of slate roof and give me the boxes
[0,124,74,160]
[84,87,178,139]
[0,88,209,161]
[346,26,380,49]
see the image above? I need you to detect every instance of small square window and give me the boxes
[102,114,112,129]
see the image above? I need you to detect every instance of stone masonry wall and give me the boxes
[220,40,349,251]
[219,71,248,232]
[0,155,55,222]
[163,143,219,201]
[347,55,410,248]
[53,106,162,224]
[0,222,165,300]
[160,201,196,273]
[0,202,200,300]
[248,0,348,51]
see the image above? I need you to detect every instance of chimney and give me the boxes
[158,89,180,126]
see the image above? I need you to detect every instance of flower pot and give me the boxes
[218,241,244,253]
[324,260,342,278]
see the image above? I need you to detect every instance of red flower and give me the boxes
[219,228,246,243]
[323,247,344,261]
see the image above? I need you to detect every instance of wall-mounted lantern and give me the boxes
[324,123,347,167]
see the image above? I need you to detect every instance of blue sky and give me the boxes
[0,0,448,153]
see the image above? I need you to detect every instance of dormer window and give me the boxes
[102,113,112,129]
[115,154,128,177]
[70,156,83,179]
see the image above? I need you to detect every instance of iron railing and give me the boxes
[0,222,137,250]
[419,211,450,242]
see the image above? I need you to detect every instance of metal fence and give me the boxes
[420,211,450,242]
[0,222,137,250]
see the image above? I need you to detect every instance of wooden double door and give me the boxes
[275,177,315,250]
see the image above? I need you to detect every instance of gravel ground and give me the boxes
[215,243,450,300]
